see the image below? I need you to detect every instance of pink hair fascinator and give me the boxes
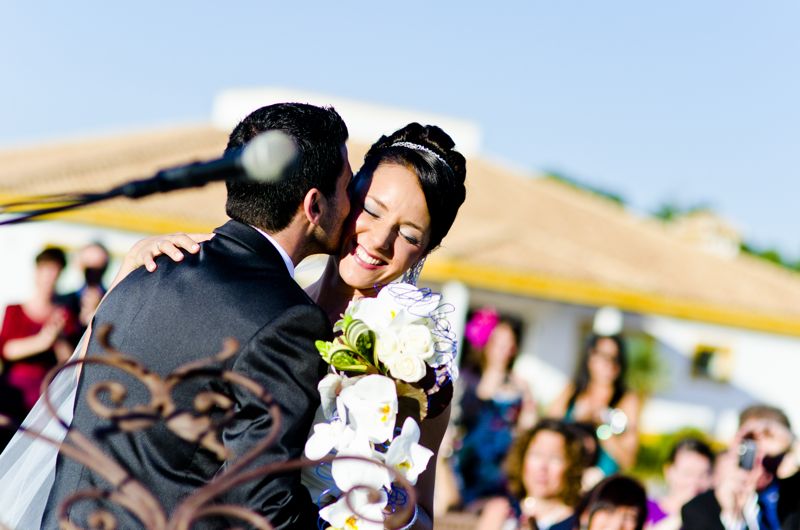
[464,306,500,349]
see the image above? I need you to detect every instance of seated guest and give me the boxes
[646,437,714,529]
[682,404,800,530]
[478,419,585,530]
[578,475,648,530]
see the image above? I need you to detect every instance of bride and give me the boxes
[0,122,467,529]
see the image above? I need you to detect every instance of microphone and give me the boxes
[116,130,298,199]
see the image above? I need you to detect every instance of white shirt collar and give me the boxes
[251,226,295,278]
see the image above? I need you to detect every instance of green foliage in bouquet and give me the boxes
[316,316,378,375]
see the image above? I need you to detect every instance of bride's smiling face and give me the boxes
[337,162,431,292]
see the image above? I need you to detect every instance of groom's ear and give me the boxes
[302,188,325,226]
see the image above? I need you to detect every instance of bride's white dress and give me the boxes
[0,338,82,529]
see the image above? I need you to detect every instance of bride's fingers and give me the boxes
[133,233,214,273]
[155,233,212,260]
[157,239,188,263]
[153,233,210,262]
[142,247,161,272]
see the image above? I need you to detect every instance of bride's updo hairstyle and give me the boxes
[358,123,467,252]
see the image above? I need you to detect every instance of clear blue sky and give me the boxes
[1,1,798,258]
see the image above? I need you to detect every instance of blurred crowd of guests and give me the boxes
[0,243,109,448]
[437,306,800,530]
[4,247,800,529]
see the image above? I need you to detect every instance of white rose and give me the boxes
[387,353,427,383]
[398,324,435,361]
[375,330,403,364]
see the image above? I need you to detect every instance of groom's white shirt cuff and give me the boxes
[251,226,295,278]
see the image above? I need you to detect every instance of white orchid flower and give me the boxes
[338,375,397,443]
[304,418,357,461]
[318,373,343,420]
[331,431,391,492]
[318,373,361,420]
[318,487,387,530]
[398,324,435,361]
[351,288,419,332]
[384,417,434,485]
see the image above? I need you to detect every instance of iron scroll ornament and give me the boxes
[0,324,417,530]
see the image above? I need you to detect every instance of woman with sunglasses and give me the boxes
[548,334,641,476]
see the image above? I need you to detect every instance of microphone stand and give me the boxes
[0,192,120,226]
[0,156,240,226]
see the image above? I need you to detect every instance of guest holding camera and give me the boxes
[681,404,800,530]
[58,242,110,330]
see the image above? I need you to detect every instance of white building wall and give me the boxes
[0,220,146,309]
[427,284,800,440]
[642,315,800,440]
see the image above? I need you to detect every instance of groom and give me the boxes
[43,103,353,528]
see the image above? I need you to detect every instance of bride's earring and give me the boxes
[400,256,427,286]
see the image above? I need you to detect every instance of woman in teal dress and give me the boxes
[548,334,640,477]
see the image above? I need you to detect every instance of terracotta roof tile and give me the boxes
[1,124,799,330]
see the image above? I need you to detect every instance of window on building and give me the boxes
[691,344,732,382]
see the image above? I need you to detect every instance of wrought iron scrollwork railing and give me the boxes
[0,325,416,530]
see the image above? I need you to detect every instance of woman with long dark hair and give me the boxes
[548,334,640,476]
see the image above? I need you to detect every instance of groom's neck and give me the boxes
[261,215,319,267]
[267,229,304,267]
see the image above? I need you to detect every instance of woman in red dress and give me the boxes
[0,247,78,418]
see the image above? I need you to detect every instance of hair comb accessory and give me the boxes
[464,306,500,350]
[390,142,451,171]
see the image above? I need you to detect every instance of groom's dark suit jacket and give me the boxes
[43,220,330,529]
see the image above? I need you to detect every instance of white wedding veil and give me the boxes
[0,335,83,530]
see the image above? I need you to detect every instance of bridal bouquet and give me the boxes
[304,283,456,530]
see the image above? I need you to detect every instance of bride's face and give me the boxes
[337,162,431,292]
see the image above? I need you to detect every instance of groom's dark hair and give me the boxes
[224,103,349,232]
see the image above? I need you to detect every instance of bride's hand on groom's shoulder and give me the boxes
[110,232,214,289]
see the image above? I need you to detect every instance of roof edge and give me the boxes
[0,193,217,235]
[421,258,800,338]
[4,191,798,337]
